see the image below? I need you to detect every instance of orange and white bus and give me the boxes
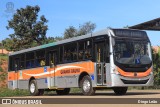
[8,28,154,96]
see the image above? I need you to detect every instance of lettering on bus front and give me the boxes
[60,69,80,74]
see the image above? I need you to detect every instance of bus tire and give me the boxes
[113,87,128,95]
[56,88,70,95]
[29,79,39,96]
[80,75,95,96]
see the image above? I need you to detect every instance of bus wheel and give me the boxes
[113,87,128,95]
[56,88,70,95]
[29,80,39,96]
[80,75,95,95]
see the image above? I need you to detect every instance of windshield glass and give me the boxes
[114,39,152,65]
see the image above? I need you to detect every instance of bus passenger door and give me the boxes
[49,51,57,87]
[95,41,107,85]
[14,58,20,89]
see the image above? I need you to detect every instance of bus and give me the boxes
[8,28,154,96]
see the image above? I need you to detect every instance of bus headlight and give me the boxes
[113,67,120,75]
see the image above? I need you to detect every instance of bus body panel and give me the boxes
[8,61,95,89]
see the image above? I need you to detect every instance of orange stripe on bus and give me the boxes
[8,61,95,81]
[117,67,152,78]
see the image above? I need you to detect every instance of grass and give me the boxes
[0,88,29,97]
[0,88,81,97]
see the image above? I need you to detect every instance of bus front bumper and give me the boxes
[110,73,154,87]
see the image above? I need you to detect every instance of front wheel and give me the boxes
[112,87,128,95]
[80,75,95,95]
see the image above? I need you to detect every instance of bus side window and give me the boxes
[64,43,77,62]
[49,52,54,65]
[20,54,25,70]
[14,58,20,71]
[26,52,35,68]
[59,46,63,63]
[35,50,46,67]
[78,40,92,61]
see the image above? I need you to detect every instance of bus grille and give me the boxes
[121,79,149,84]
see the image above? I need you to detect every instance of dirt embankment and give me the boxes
[0,59,8,87]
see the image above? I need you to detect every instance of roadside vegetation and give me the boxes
[152,48,160,89]
[0,88,29,97]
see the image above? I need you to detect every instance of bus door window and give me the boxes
[95,41,106,84]
[96,42,105,62]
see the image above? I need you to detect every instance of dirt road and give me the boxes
[1,90,160,107]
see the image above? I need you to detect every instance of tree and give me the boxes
[2,38,14,51]
[64,26,77,39]
[54,36,64,41]
[63,22,96,39]
[152,47,160,88]
[46,37,55,43]
[6,5,48,51]
[77,21,96,36]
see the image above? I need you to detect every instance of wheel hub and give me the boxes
[30,83,35,93]
[83,80,90,92]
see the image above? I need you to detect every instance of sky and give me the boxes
[0,0,160,46]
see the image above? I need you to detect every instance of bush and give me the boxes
[0,88,29,97]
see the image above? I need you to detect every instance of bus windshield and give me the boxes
[114,38,152,65]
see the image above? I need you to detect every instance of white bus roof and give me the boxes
[9,28,110,56]
[9,28,148,56]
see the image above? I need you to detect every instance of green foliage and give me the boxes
[0,88,29,97]
[77,21,96,36]
[2,38,14,51]
[7,5,48,51]
[0,67,3,72]
[152,47,160,88]
[0,55,8,87]
[64,26,77,39]
[0,54,8,60]
[54,36,64,41]
[64,21,96,39]
[46,37,56,43]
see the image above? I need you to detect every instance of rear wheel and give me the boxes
[56,88,70,95]
[80,75,95,95]
[29,80,39,96]
[113,87,128,95]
